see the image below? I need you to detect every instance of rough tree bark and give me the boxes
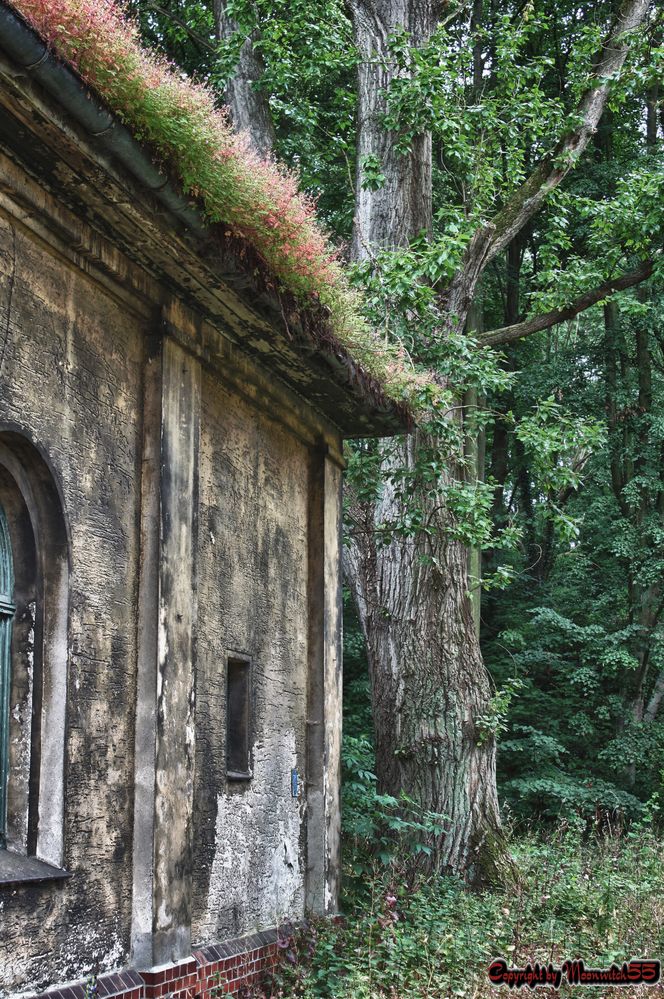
[214,1,276,158]
[344,433,505,880]
[645,672,664,723]
[350,0,432,259]
[344,0,507,882]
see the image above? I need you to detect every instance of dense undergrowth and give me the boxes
[266,820,663,998]
[257,604,664,998]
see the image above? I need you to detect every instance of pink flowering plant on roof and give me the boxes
[7,0,435,405]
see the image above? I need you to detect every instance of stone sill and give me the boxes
[0,848,71,886]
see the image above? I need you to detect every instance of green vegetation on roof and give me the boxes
[8,0,430,406]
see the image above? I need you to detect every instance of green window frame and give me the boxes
[0,501,14,850]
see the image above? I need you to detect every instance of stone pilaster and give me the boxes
[131,333,200,967]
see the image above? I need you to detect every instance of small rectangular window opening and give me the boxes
[226,656,252,780]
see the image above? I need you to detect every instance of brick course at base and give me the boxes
[33,932,280,999]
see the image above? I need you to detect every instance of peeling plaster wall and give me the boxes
[0,123,346,992]
[0,215,144,994]
[192,372,309,943]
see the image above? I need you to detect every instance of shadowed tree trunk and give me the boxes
[344,434,506,879]
[344,0,506,882]
[645,672,664,722]
[214,1,276,157]
[605,298,664,728]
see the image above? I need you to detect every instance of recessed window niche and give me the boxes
[0,431,69,878]
[226,655,252,781]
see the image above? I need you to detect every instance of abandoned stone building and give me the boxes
[0,5,405,996]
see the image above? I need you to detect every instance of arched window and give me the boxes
[0,501,14,849]
[0,432,68,877]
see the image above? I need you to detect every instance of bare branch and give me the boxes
[478,258,656,347]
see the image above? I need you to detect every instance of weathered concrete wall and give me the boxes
[0,213,145,993]
[0,74,348,993]
[304,451,343,915]
[191,370,310,943]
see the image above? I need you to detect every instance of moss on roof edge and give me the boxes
[4,0,427,420]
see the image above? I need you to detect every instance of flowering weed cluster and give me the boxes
[8,0,429,403]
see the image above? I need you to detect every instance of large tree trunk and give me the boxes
[214,1,276,157]
[350,0,432,259]
[345,0,506,882]
[344,435,505,881]
[214,0,651,881]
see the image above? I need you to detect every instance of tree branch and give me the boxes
[144,3,218,55]
[485,0,651,262]
[445,0,653,321]
[478,258,655,347]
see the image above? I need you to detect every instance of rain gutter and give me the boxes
[0,2,412,433]
[0,2,207,235]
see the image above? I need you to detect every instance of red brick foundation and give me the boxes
[140,957,199,999]
[194,932,279,996]
[34,930,280,999]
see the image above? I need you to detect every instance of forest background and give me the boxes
[123,0,663,993]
